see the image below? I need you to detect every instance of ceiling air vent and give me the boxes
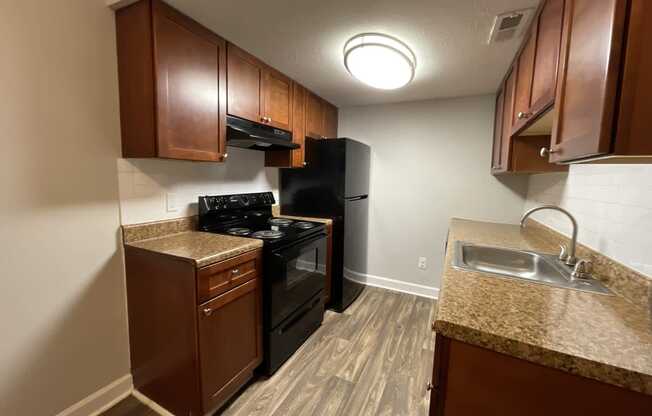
[487,8,535,44]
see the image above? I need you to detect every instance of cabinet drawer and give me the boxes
[197,249,261,303]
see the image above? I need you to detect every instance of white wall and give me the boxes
[524,166,652,278]
[339,96,529,293]
[0,1,131,414]
[117,151,278,225]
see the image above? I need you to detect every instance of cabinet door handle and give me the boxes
[303,161,307,166]
[517,111,532,119]
[426,381,435,391]
[539,147,558,158]
[232,268,240,275]
[223,153,229,159]
[203,308,213,317]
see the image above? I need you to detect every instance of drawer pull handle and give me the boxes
[232,268,240,275]
[426,381,435,391]
[203,308,213,317]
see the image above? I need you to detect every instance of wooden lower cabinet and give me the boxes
[198,278,262,411]
[429,334,652,416]
[125,247,263,416]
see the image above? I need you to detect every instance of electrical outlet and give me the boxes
[418,257,427,270]
[166,193,179,212]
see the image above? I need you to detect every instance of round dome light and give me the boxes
[343,33,416,90]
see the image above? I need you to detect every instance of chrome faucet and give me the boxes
[520,205,578,266]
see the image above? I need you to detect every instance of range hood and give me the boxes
[227,115,299,151]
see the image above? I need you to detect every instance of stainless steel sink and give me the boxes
[451,241,612,295]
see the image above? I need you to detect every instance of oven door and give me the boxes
[268,233,327,329]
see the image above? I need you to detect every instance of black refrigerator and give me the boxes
[280,138,370,312]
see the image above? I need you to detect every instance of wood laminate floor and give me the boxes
[102,287,437,416]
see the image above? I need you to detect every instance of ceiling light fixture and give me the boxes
[343,33,416,90]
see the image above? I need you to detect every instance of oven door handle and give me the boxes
[272,233,327,261]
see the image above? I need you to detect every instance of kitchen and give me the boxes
[2,0,651,415]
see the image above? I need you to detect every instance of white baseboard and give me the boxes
[344,268,439,299]
[56,374,133,416]
[132,390,174,416]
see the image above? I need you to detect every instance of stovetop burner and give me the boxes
[251,230,285,239]
[226,227,252,236]
[268,217,294,227]
[293,221,316,230]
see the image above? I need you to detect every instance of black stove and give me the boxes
[198,192,327,375]
[198,192,325,248]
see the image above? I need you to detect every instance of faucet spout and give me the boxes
[520,205,579,266]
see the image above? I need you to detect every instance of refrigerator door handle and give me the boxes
[344,195,368,201]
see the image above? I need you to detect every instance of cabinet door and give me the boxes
[262,68,293,131]
[291,83,307,167]
[198,278,262,411]
[512,31,536,128]
[530,0,564,112]
[550,0,627,162]
[153,1,226,161]
[491,88,506,172]
[322,102,339,139]
[501,68,516,170]
[305,90,325,139]
[227,44,263,124]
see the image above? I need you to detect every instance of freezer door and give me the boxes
[344,139,370,198]
[343,196,369,274]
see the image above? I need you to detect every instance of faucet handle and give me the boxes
[571,260,593,279]
[558,244,568,262]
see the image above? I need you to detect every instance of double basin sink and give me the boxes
[451,241,612,295]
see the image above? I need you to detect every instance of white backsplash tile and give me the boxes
[524,165,652,278]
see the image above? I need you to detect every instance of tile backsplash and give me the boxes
[117,148,278,225]
[524,165,652,278]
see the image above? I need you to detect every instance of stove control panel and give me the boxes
[199,192,275,213]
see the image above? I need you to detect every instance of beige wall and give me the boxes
[338,96,529,293]
[0,1,131,414]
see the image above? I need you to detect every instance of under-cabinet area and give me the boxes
[6,1,652,416]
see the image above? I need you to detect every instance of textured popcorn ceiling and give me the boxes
[157,0,540,107]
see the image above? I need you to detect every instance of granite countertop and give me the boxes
[435,218,652,395]
[125,231,263,268]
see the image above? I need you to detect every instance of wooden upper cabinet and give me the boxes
[116,0,226,162]
[512,31,536,128]
[262,68,293,131]
[265,82,307,168]
[305,90,338,139]
[491,88,506,172]
[501,68,516,170]
[323,101,339,139]
[227,44,263,124]
[511,0,564,135]
[550,0,627,163]
[531,0,565,111]
[227,43,293,131]
[305,90,325,139]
